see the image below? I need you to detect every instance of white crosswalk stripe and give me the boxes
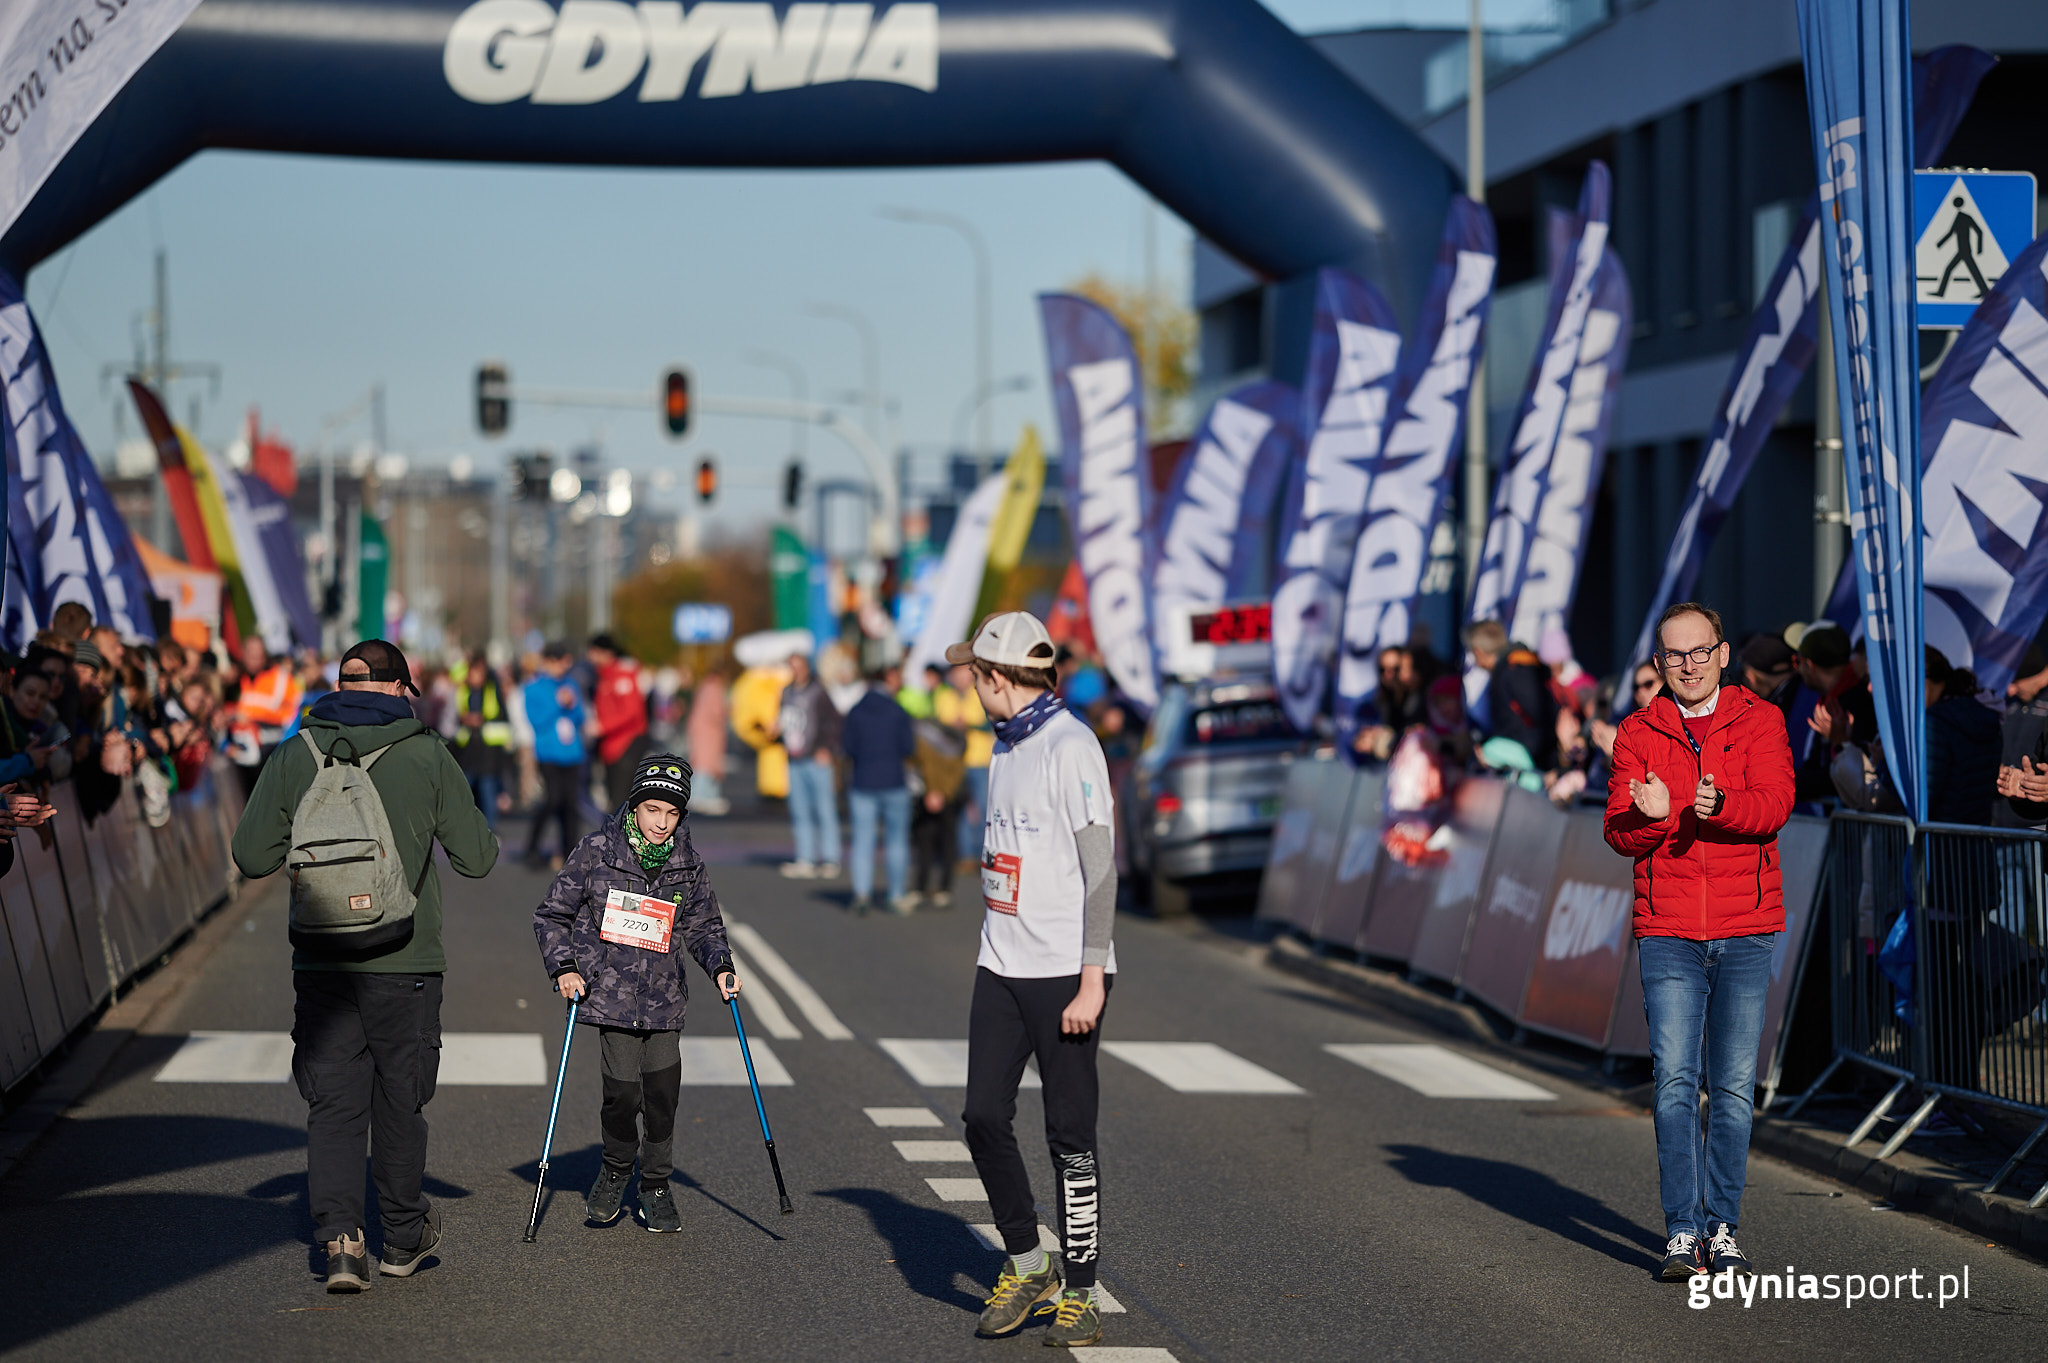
[864,1106,943,1127]
[879,1038,1039,1089]
[1101,1041,1304,1094]
[1323,1043,1555,1100]
[893,1139,973,1162]
[726,921,853,1039]
[924,1177,989,1202]
[963,1225,1128,1314]
[677,1037,794,1086]
[729,948,802,1040]
[155,1032,549,1085]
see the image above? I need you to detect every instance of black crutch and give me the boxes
[523,995,579,1242]
[729,994,795,1215]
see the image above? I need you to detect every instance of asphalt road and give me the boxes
[0,806,2041,1361]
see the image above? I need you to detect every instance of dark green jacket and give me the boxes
[232,708,499,973]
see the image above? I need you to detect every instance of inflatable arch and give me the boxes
[4,0,1454,317]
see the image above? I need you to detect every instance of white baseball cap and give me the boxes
[945,611,1057,669]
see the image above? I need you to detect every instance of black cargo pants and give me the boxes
[292,971,442,1250]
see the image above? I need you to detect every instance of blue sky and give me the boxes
[25,1,1411,530]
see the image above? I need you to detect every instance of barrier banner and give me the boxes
[1150,380,1299,656]
[49,797,111,1006]
[1273,270,1403,733]
[1468,162,1626,652]
[0,272,157,648]
[1519,814,1636,1048]
[1334,197,1497,752]
[1759,816,1831,1094]
[0,882,40,1088]
[1254,755,1338,933]
[1041,293,1158,713]
[1618,47,1994,687]
[1314,767,1384,948]
[1798,0,1928,820]
[1357,848,1446,964]
[17,826,89,1028]
[1917,230,2048,701]
[1408,776,1506,985]
[1459,784,1570,1020]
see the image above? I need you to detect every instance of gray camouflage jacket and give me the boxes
[532,816,733,1031]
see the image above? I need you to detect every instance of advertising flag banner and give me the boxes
[358,511,388,642]
[905,472,1007,683]
[975,425,1047,623]
[0,0,205,245]
[238,469,319,650]
[0,272,155,648]
[770,525,809,631]
[1467,163,1626,662]
[1918,230,2048,701]
[1041,293,1157,713]
[1332,197,1496,751]
[1799,0,1927,821]
[1150,379,1298,657]
[1621,47,1994,687]
[1273,269,1403,733]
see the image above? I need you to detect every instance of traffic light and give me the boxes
[782,459,803,510]
[662,366,692,440]
[476,361,510,436]
[695,456,718,504]
[512,451,553,501]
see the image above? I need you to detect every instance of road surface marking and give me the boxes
[729,948,802,1039]
[726,922,853,1039]
[964,1225,1128,1313]
[892,1139,973,1162]
[1323,1043,1555,1099]
[678,1037,793,1086]
[1101,1042,1304,1094]
[155,1032,549,1085]
[865,1106,943,1127]
[924,1177,989,1202]
[878,1038,1039,1089]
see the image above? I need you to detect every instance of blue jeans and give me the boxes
[787,755,840,866]
[959,765,990,865]
[1639,932,1779,1239]
[467,772,502,832]
[848,787,911,902]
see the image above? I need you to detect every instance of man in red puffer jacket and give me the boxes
[1605,602,1793,1285]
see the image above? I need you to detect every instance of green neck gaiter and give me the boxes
[623,809,676,873]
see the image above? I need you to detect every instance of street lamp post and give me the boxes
[952,375,1032,466]
[745,351,810,457]
[880,206,991,476]
[803,302,883,442]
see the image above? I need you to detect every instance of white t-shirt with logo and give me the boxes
[977,708,1118,978]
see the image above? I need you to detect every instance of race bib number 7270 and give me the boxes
[982,852,1021,915]
[601,888,675,951]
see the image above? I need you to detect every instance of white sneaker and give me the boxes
[816,863,843,880]
[780,861,816,879]
[889,893,921,916]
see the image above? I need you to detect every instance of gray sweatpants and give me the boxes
[597,1026,682,1188]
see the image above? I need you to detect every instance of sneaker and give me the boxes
[976,1257,1062,1337]
[1659,1231,1706,1281]
[1707,1224,1753,1276]
[637,1183,682,1233]
[928,890,952,910]
[816,863,842,880]
[1039,1288,1103,1348]
[780,861,817,879]
[379,1205,440,1278]
[888,893,920,916]
[324,1229,372,1293]
[586,1165,631,1225]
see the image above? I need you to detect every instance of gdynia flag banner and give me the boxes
[0,0,204,244]
[1798,0,1927,821]
[1042,293,1158,713]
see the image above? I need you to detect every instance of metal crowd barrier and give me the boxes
[1787,815,2048,1209]
[1257,753,1830,1102]
[0,760,246,1095]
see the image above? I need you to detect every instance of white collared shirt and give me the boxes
[1677,687,1721,719]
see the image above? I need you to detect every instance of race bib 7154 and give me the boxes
[982,851,1021,915]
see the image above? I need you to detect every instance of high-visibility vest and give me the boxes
[235,664,303,731]
[456,678,513,747]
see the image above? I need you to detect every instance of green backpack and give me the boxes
[286,731,429,952]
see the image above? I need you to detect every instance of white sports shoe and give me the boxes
[779,861,817,879]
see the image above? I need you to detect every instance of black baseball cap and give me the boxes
[339,639,420,695]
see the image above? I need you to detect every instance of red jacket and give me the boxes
[593,658,648,764]
[1603,685,1796,941]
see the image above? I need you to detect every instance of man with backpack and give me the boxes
[231,639,499,1294]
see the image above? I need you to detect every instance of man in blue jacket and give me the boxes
[523,643,589,871]
[842,664,915,914]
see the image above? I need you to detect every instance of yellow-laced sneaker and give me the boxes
[1039,1287,1103,1348]
[976,1258,1061,1337]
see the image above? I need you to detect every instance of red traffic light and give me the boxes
[695,457,717,503]
[662,366,692,440]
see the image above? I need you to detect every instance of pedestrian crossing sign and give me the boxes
[1914,170,2038,328]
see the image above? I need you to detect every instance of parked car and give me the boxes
[1122,677,1313,912]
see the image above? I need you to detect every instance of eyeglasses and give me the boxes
[1658,646,1719,668]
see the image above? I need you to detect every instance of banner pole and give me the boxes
[1462,0,1489,590]
[1813,303,1847,616]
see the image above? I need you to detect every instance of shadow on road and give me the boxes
[815,1186,987,1313]
[1383,1143,1662,1270]
[509,1144,787,1241]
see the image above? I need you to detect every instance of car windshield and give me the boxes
[1186,698,1292,745]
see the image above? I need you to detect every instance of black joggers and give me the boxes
[596,1026,683,1189]
[962,967,1111,1290]
[524,761,583,860]
[292,971,442,1250]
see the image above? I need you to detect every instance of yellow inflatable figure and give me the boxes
[731,664,792,798]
